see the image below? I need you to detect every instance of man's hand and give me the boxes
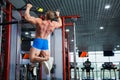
[55,11,60,17]
[26,4,33,8]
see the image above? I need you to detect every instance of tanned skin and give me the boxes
[24,4,62,64]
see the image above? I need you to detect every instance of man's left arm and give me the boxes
[24,4,42,25]
[54,11,62,28]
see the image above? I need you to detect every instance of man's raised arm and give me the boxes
[24,4,39,24]
[54,11,62,28]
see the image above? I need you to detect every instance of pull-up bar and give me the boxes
[0,20,28,25]
[0,15,80,26]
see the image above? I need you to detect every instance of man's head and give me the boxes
[45,10,56,20]
[87,58,89,61]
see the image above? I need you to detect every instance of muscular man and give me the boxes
[24,4,62,74]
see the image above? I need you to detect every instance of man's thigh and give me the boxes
[30,47,41,58]
[41,50,50,58]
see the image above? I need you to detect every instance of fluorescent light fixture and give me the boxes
[31,33,35,37]
[25,32,29,35]
[66,29,70,32]
[105,5,110,9]
[99,26,104,30]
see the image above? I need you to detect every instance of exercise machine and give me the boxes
[81,60,94,80]
[101,62,117,80]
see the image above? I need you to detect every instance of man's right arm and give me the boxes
[53,11,62,28]
[24,4,41,24]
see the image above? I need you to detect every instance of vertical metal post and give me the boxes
[3,2,12,80]
[15,23,21,80]
[66,32,70,80]
[73,22,77,80]
[39,63,42,80]
[38,15,42,80]
[10,21,17,80]
[61,17,66,80]
[0,6,2,56]
[118,62,120,79]
[0,6,2,80]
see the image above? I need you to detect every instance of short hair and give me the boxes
[46,10,56,20]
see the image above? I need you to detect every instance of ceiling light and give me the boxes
[105,5,110,9]
[71,39,74,42]
[66,29,70,32]
[25,32,29,35]
[99,26,104,30]
[117,45,120,47]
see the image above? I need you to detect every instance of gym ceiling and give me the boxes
[6,0,120,52]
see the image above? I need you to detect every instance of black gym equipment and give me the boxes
[101,62,117,80]
[81,60,94,80]
[70,62,80,80]
[20,64,38,80]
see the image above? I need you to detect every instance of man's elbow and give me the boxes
[24,14,27,20]
[57,23,62,28]
[59,23,62,27]
[24,16,31,22]
[24,16,27,20]
[24,13,29,20]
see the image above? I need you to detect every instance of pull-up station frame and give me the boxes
[61,15,80,80]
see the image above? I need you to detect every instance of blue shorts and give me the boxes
[32,38,48,50]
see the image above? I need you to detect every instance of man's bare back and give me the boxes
[24,4,62,39]
[24,3,62,74]
[35,19,56,39]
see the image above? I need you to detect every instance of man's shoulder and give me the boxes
[36,18,43,23]
[51,21,59,25]
[36,18,42,21]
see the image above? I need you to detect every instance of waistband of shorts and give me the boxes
[35,38,48,41]
[32,46,41,51]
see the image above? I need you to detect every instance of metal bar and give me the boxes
[13,8,39,12]
[0,16,79,25]
[39,63,42,80]
[0,6,2,80]
[61,15,80,19]
[0,20,28,25]
[15,23,21,80]
[0,21,19,25]
[10,20,17,80]
[3,2,12,80]
[61,17,66,80]
[65,22,73,26]
[66,32,70,80]
[73,22,77,80]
